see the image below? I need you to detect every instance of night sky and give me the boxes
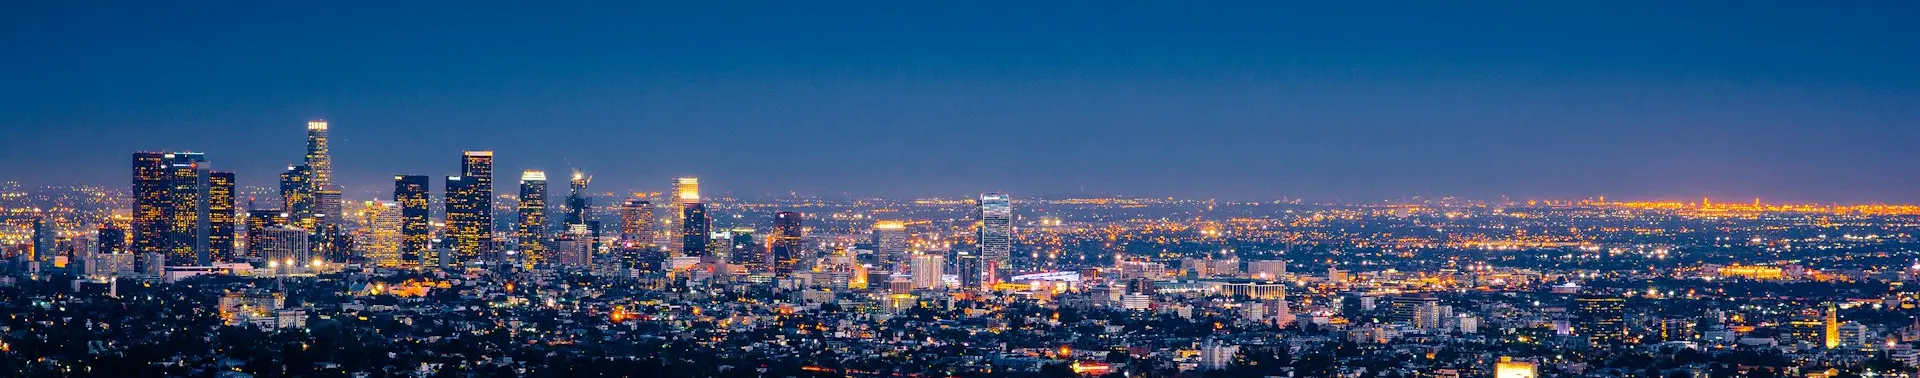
[3,2,1917,202]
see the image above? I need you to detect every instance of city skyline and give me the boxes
[4,3,1920,202]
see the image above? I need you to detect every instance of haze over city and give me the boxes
[5,2,1919,201]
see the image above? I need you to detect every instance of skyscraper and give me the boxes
[131,152,212,266]
[304,120,332,192]
[97,225,127,256]
[620,198,655,248]
[393,175,432,267]
[1575,296,1627,346]
[305,120,343,227]
[131,152,169,259]
[1825,303,1840,350]
[207,171,236,263]
[771,211,804,275]
[363,200,402,267]
[565,171,591,230]
[671,177,698,251]
[873,220,908,270]
[444,151,494,265]
[31,217,54,262]
[681,202,709,257]
[244,209,287,261]
[978,193,1013,276]
[727,228,760,269]
[517,170,549,265]
[279,165,315,230]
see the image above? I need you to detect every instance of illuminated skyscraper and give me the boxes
[681,202,709,257]
[443,151,494,264]
[207,171,236,263]
[363,200,402,267]
[978,193,1012,276]
[1575,296,1627,346]
[771,211,804,275]
[279,165,315,230]
[131,152,170,258]
[131,152,211,266]
[304,120,332,191]
[1825,303,1840,349]
[671,177,698,251]
[393,175,432,267]
[873,220,908,269]
[565,171,591,229]
[244,209,287,260]
[517,170,549,264]
[620,198,655,248]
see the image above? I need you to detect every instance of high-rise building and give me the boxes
[1825,303,1840,350]
[131,152,170,259]
[279,165,315,229]
[517,170,549,265]
[727,228,760,268]
[620,198,654,248]
[873,220,908,269]
[1575,296,1627,346]
[672,177,699,251]
[978,193,1013,276]
[305,120,332,192]
[955,252,983,290]
[244,209,287,261]
[31,217,55,262]
[681,202,709,257]
[911,254,945,289]
[445,151,494,265]
[96,225,127,256]
[363,200,402,267]
[207,171,236,263]
[132,152,211,266]
[565,171,591,229]
[393,175,432,267]
[313,189,342,227]
[771,211,804,275]
[259,226,311,269]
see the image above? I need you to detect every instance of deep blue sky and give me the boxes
[3,1,1918,202]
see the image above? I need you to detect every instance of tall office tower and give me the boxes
[680,202,710,257]
[31,217,54,261]
[911,254,945,289]
[671,177,699,250]
[131,152,171,258]
[954,252,983,290]
[771,211,804,275]
[565,171,591,229]
[304,120,332,191]
[97,225,127,256]
[1575,296,1627,346]
[444,151,494,265]
[393,175,431,267]
[133,152,211,266]
[206,171,236,263]
[516,170,549,264]
[244,209,287,260]
[279,165,315,229]
[978,193,1013,276]
[873,220,908,269]
[1824,303,1840,349]
[313,189,342,227]
[362,200,402,267]
[620,198,655,248]
[727,228,760,269]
